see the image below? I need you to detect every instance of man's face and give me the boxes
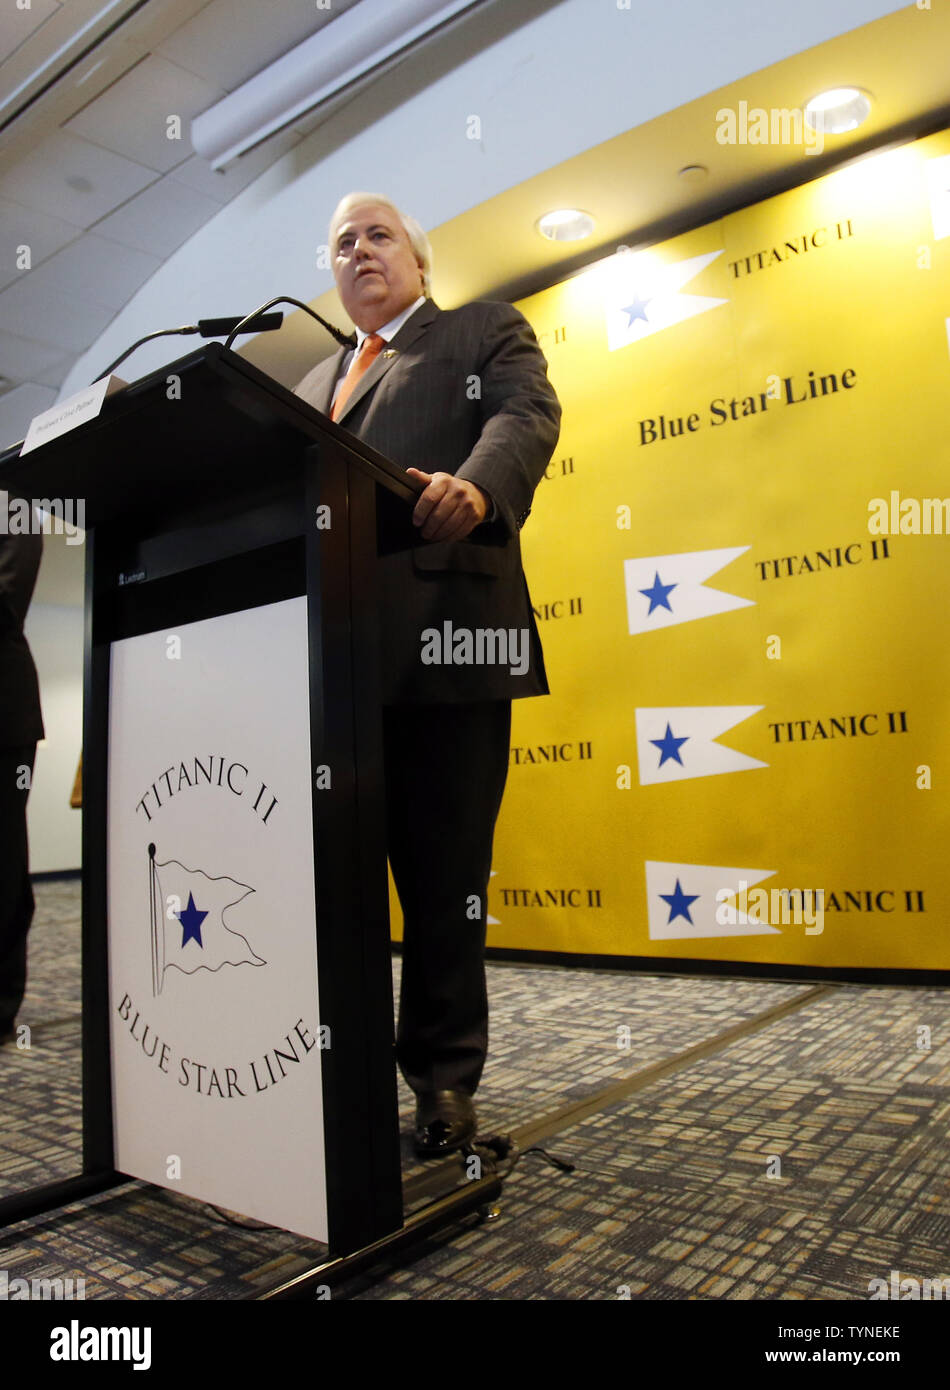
[331,203,425,332]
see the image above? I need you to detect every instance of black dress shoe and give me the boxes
[413,1089,476,1157]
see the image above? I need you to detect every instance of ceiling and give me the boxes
[0,0,365,411]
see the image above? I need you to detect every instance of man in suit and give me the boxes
[295,193,560,1155]
[0,522,44,1043]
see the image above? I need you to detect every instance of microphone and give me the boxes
[95,311,285,381]
[223,296,355,351]
[197,313,283,337]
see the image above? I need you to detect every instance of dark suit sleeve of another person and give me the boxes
[0,532,45,747]
[0,530,43,1032]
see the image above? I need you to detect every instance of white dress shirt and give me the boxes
[330,295,425,407]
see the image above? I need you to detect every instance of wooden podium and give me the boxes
[0,344,419,1254]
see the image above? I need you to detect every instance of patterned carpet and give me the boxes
[1,880,948,1301]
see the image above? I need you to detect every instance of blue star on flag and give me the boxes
[177,892,208,948]
[622,292,652,325]
[659,878,700,925]
[639,572,677,614]
[650,722,689,767]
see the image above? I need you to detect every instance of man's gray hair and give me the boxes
[328,192,433,297]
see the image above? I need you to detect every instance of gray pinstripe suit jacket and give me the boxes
[294,298,561,703]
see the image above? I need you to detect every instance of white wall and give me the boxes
[25,602,84,873]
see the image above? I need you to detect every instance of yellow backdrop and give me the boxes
[393,128,950,973]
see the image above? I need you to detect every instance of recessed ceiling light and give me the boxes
[537,209,595,242]
[804,88,871,135]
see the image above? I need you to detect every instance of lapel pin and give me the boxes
[382,348,398,358]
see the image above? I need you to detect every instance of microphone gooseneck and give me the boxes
[223,297,355,351]
[95,311,286,382]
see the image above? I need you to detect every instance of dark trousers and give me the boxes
[382,700,511,1097]
[0,745,36,1028]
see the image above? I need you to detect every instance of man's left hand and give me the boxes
[407,469,489,542]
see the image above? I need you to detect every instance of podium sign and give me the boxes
[107,599,328,1241]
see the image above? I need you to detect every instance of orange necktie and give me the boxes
[331,333,385,420]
